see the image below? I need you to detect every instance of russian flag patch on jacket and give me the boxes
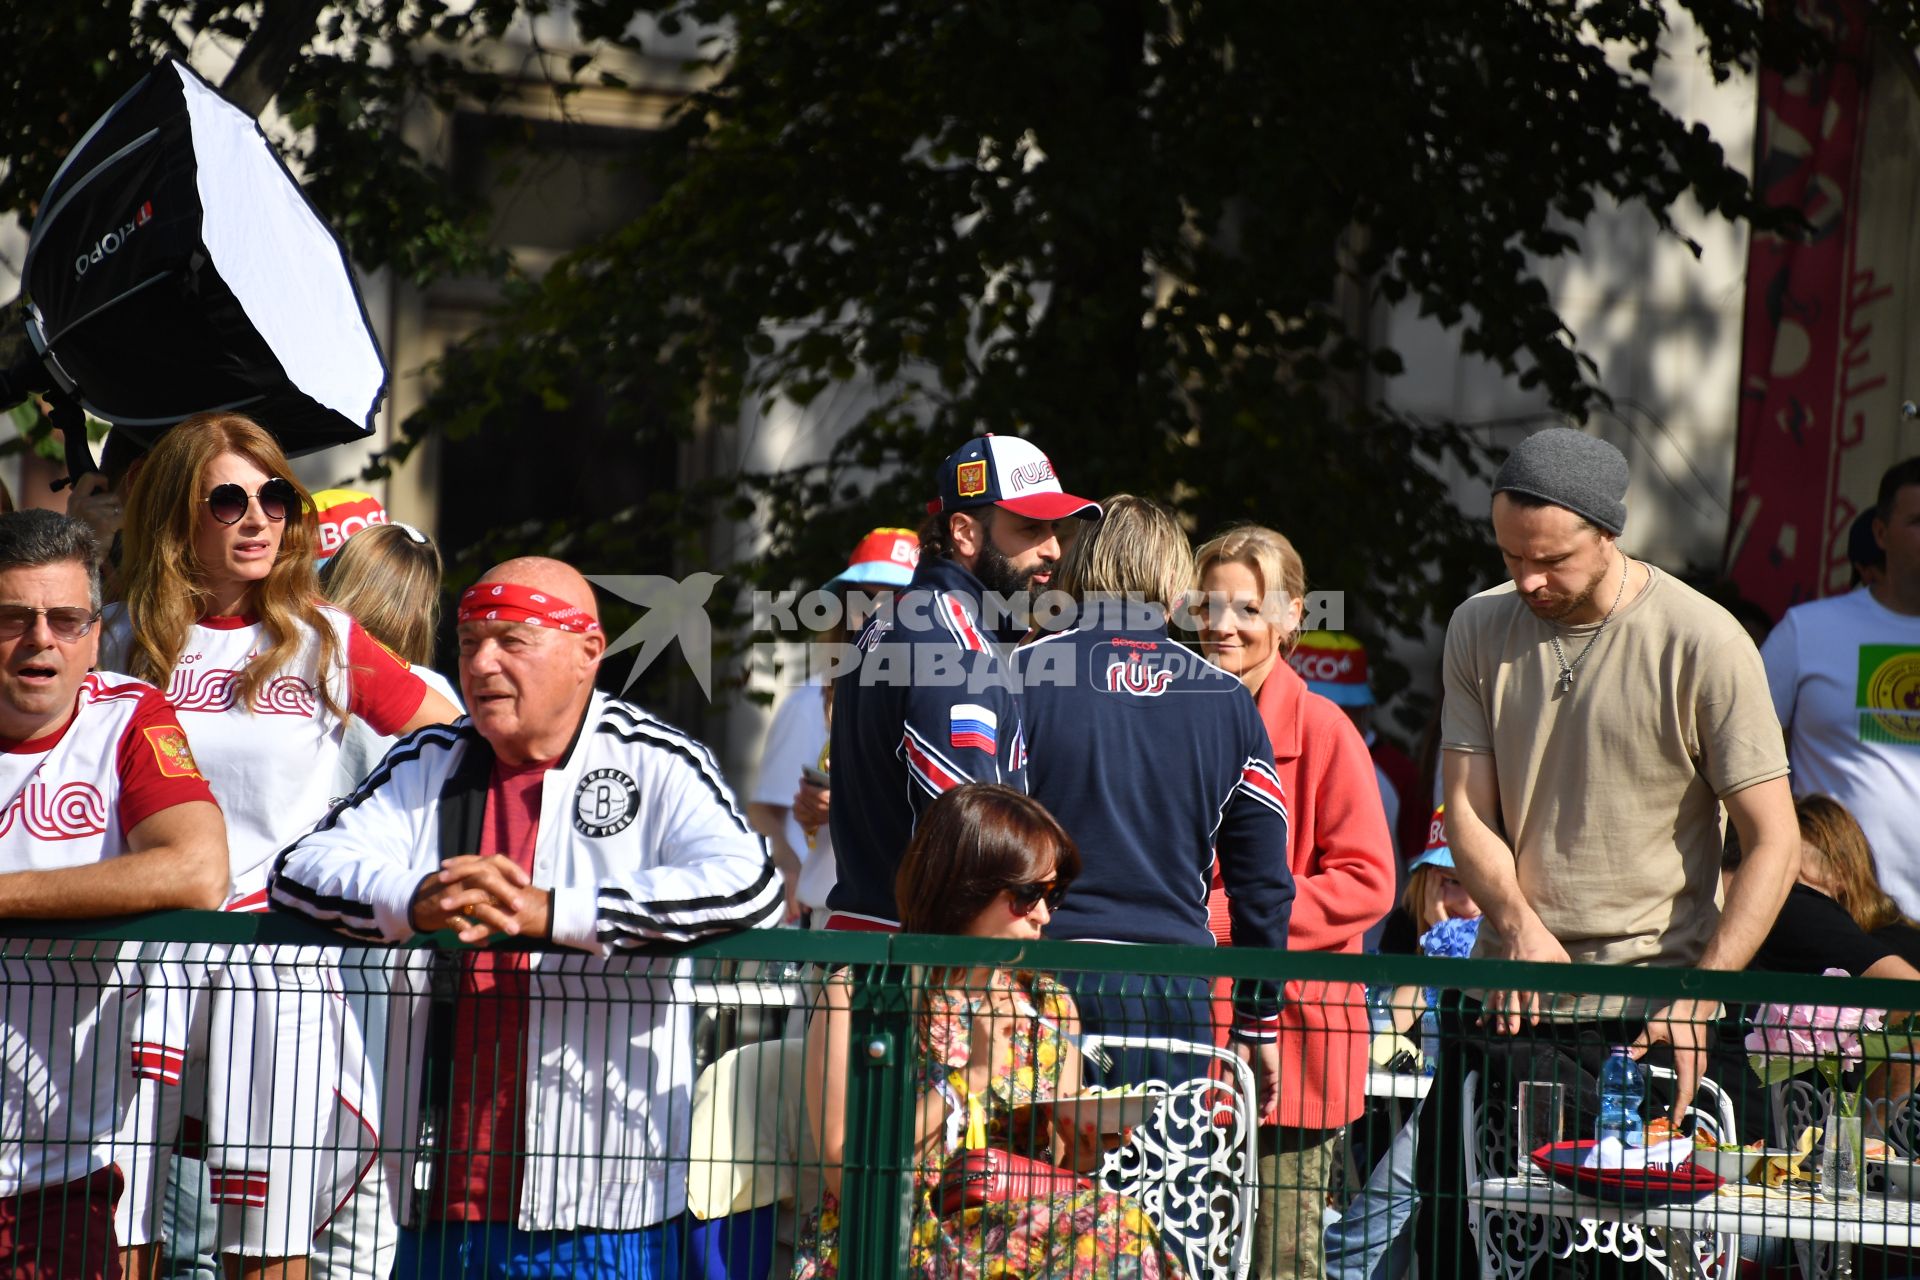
[949,704,998,753]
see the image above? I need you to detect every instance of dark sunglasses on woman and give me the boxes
[205,477,300,526]
[1006,878,1069,915]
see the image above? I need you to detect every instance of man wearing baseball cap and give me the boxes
[923,433,1102,596]
[825,436,1099,930]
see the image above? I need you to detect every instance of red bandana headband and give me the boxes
[457,581,603,634]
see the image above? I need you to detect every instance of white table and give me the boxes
[1366,1069,1432,1101]
[1469,1175,1920,1277]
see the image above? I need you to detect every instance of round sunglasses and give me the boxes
[204,477,300,526]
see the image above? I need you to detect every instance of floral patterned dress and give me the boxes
[793,970,1188,1280]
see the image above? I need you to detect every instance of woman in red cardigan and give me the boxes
[1193,525,1398,1280]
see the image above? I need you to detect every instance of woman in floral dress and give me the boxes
[794,785,1188,1280]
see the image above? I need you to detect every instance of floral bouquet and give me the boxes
[1743,969,1886,1096]
[1744,969,1920,1199]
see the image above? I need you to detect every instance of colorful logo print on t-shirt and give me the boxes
[1856,644,1920,746]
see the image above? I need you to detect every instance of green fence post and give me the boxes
[837,955,916,1278]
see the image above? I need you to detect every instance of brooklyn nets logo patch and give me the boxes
[573,768,640,837]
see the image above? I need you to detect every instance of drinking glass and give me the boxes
[1516,1079,1566,1174]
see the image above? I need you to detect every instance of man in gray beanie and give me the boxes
[1413,428,1798,1272]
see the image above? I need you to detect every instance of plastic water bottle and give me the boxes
[1595,1045,1647,1146]
[1366,985,1394,1036]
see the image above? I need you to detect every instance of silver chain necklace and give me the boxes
[1548,554,1630,693]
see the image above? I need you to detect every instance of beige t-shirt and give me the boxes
[1442,568,1788,983]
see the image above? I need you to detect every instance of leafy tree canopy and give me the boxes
[0,0,520,280]
[7,1,1911,711]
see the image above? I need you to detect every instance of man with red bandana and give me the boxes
[271,556,781,1277]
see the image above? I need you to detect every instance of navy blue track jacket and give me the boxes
[1013,617,1295,1037]
[826,555,1026,926]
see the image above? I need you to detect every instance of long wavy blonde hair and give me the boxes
[120,412,343,717]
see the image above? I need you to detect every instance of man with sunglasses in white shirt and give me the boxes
[0,509,227,1278]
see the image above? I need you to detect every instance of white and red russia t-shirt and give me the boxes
[0,672,216,1194]
[100,604,427,908]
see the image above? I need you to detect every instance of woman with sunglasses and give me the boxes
[106,412,459,905]
[795,784,1187,1279]
[99,412,457,1280]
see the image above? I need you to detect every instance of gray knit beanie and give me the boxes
[1492,428,1629,535]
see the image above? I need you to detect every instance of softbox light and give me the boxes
[5,57,386,474]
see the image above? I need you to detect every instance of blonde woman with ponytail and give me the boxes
[99,412,456,1280]
[321,520,464,794]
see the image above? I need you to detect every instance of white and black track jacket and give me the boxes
[268,691,782,1231]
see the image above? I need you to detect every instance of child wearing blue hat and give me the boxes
[1325,807,1483,1280]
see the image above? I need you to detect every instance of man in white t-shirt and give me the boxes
[0,510,226,1279]
[1763,456,1920,914]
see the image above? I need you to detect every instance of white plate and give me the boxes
[1871,1156,1920,1199]
[1690,1147,1763,1183]
[1016,1090,1166,1133]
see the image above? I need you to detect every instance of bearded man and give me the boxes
[824,435,1099,930]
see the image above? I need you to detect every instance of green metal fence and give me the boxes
[3,912,1920,1278]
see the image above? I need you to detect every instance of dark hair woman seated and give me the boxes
[793,784,1188,1278]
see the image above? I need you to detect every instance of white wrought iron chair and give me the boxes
[1769,1071,1826,1145]
[1464,1063,1739,1279]
[1880,1070,1920,1159]
[1081,1033,1259,1280]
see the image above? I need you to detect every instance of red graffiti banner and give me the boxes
[1725,2,1872,618]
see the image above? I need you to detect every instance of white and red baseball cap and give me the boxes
[929,435,1101,522]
